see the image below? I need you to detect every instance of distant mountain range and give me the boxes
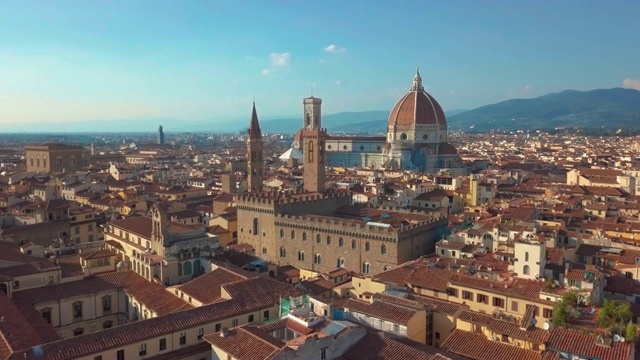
[258,109,468,134]
[4,88,639,133]
[447,88,640,131]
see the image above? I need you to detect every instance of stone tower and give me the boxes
[151,203,168,246]
[303,96,322,130]
[247,102,263,192]
[303,128,326,193]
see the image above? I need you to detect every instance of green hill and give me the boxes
[448,88,640,131]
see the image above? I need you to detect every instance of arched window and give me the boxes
[326,236,331,245]
[262,247,267,254]
[280,247,286,258]
[316,234,321,243]
[70,156,76,166]
[193,259,203,274]
[36,157,40,167]
[362,262,371,274]
[302,232,307,241]
[291,230,295,240]
[30,157,34,167]
[523,265,530,275]
[365,242,371,251]
[178,264,183,276]
[56,156,63,167]
[381,244,387,254]
[338,237,344,247]
[298,251,305,262]
[337,258,345,268]
[314,253,321,265]
[305,113,311,128]
[525,252,529,262]
[183,261,192,275]
[253,218,259,235]
[352,240,357,250]
[280,229,284,238]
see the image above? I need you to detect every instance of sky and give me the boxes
[1,1,639,131]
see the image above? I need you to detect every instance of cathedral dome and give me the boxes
[438,142,458,155]
[388,69,446,127]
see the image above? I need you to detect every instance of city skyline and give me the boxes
[1,1,640,131]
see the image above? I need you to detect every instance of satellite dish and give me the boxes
[542,321,550,330]
[613,334,621,342]
[620,336,625,342]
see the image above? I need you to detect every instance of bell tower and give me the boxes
[303,128,326,193]
[151,203,168,246]
[247,102,263,192]
[303,96,322,130]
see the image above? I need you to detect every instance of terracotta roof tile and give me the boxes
[441,329,542,360]
[547,327,633,360]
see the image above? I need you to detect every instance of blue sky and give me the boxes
[1,1,639,130]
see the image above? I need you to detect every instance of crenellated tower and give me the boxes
[247,102,263,192]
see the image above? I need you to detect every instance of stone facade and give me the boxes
[26,143,85,173]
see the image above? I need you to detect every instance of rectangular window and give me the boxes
[88,224,93,232]
[42,308,52,324]
[139,343,147,356]
[511,301,519,312]
[94,356,102,360]
[88,234,94,242]
[543,308,553,318]
[435,332,440,340]
[179,332,186,345]
[74,226,80,235]
[248,314,254,322]
[102,296,111,312]
[446,287,458,297]
[321,347,328,360]
[198,327,204,340]
[73,302,83,319]
[477,294,488,304]
[116,350,125,360]
[13,281,20,289]
[462,290,473,300]
[159,338,167,351]
[232,318,238,327]
[263,310,270,320]
[215,323,221,332]
[492,297,505,308]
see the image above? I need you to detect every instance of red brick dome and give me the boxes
[388,69,446,127]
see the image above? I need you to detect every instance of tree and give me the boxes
[551,291,581,327]
[626,321,636,342]
[598,299,632,328]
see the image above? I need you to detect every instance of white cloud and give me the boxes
[335,80,342,87]
[270,52,292,67]
[318,59,327,64]
[324,44,346,53]
[261,69,275,76]
[508,85,534,96]
[623,78,640,90]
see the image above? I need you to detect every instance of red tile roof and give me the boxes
[343,298,418,325]
[178,267,249,304]
[204,326,284,360]
[546,327,633,360]
[441,329,542,360]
